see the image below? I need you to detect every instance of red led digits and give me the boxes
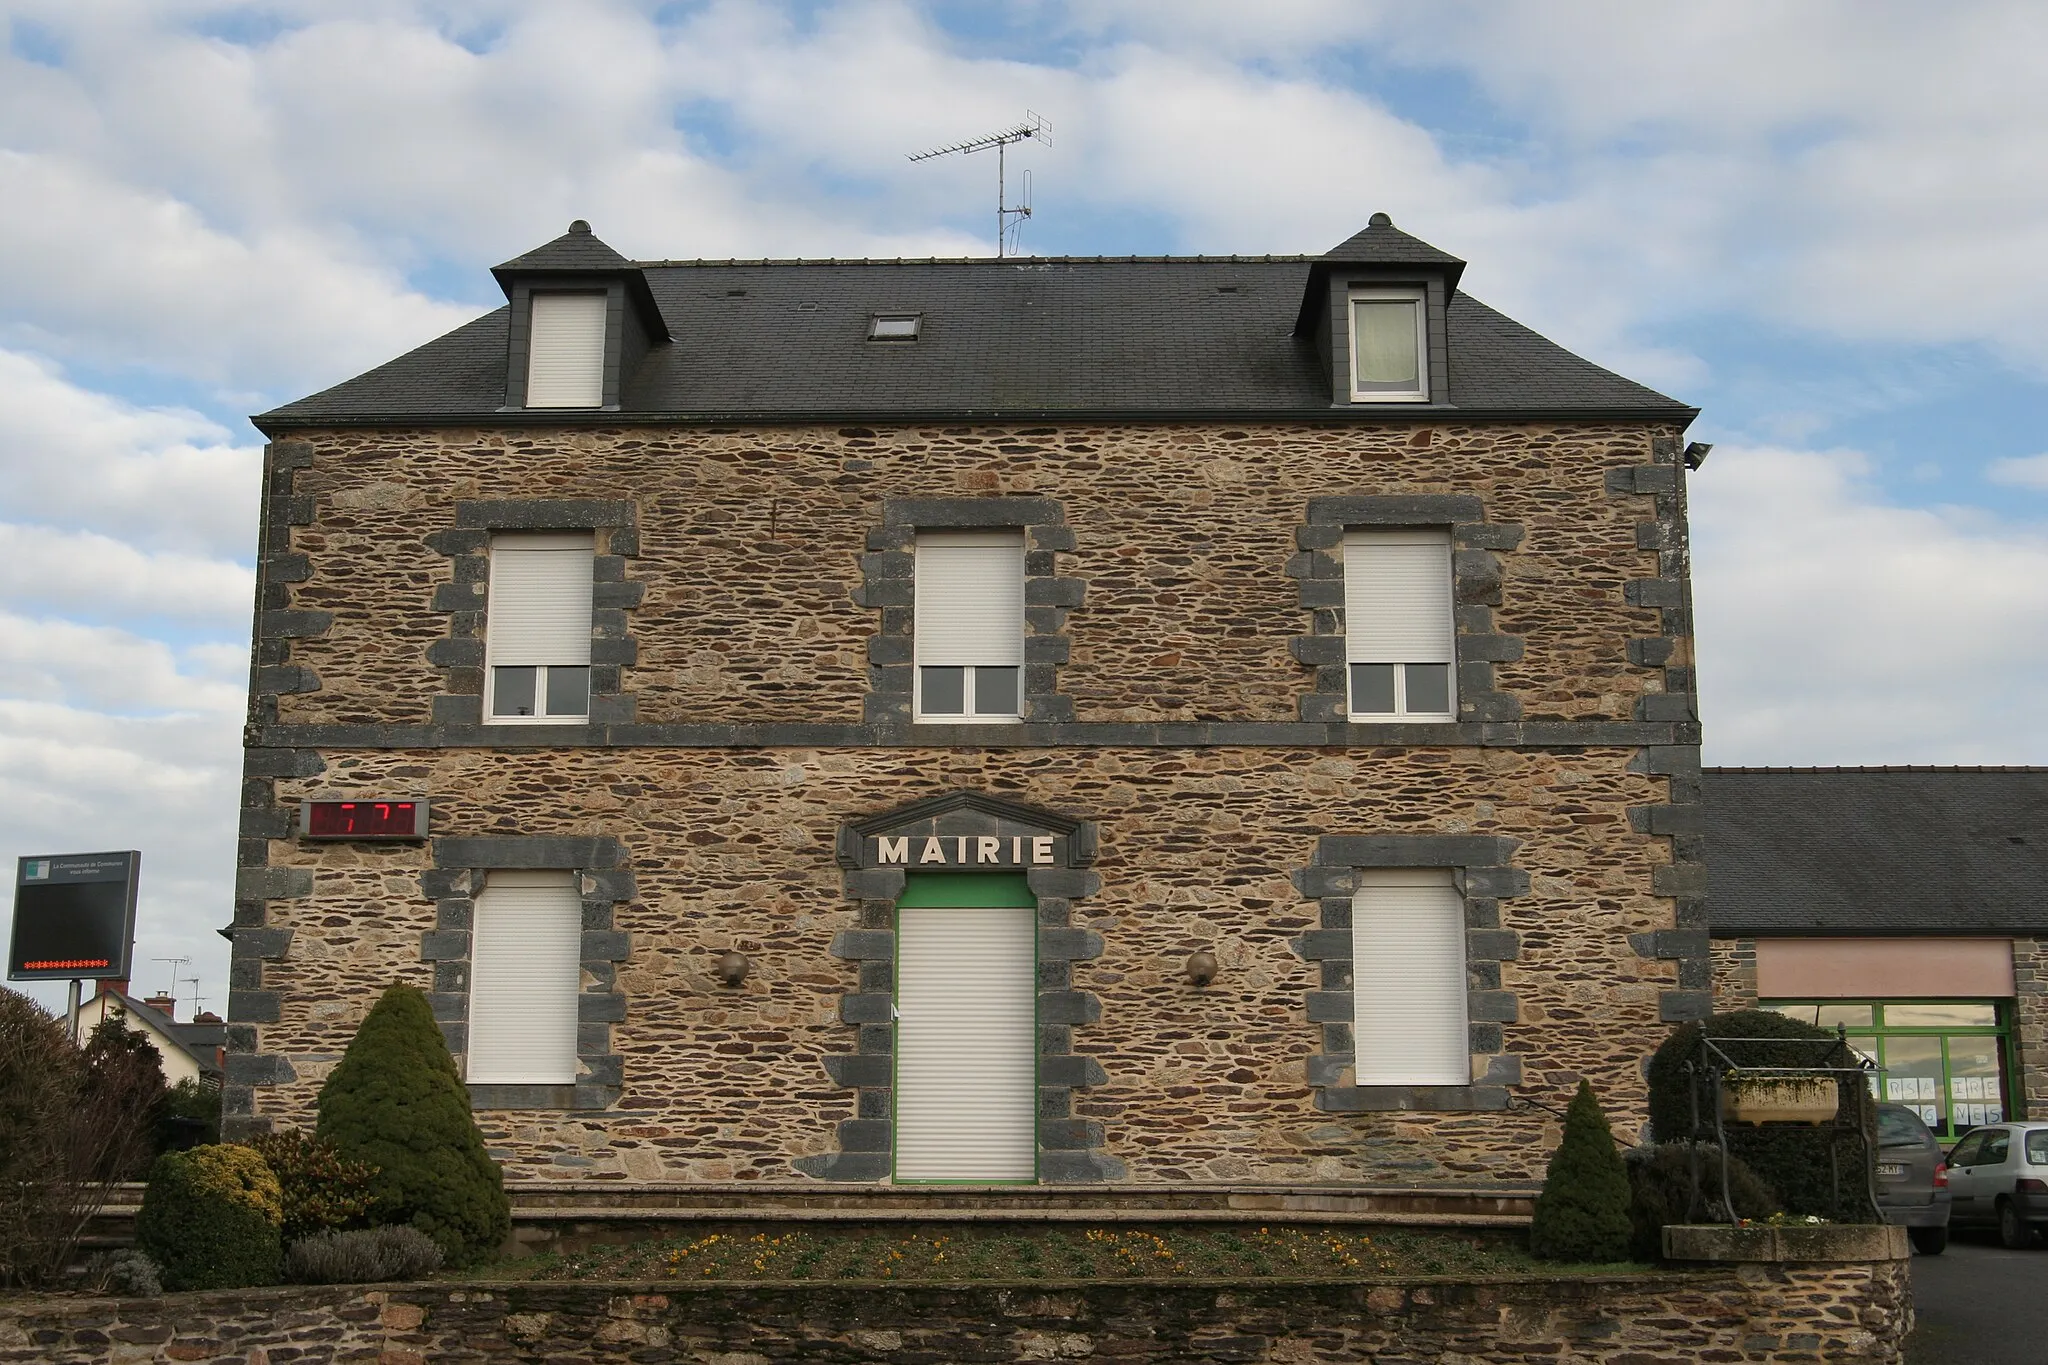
[303,800,424,840]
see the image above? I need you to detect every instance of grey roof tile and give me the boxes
[1320,212,1466,268]
[1705,767,2048,935]
[493,219,635,275]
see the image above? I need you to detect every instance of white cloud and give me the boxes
[0,350,262,557]
[1691,443,2048,764]
[0,611,246,716]
[1987,454,2048,491]
[0,524,253,627]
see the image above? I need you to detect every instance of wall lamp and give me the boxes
[1184,951,1219,988]
[716,951,750,987]
[1684,442,1713,470]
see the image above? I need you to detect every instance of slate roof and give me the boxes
[1705,768,2048,936]
[256,219,1694,430]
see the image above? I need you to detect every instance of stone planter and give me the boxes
[1664,1221,1908,1263]
[1721,1075,1839,1125]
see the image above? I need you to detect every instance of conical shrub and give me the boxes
[315,984,508,1267]
[1530,1079,1634,1263]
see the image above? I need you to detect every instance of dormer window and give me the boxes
[525,292,608,408]
[869,314,921,342]
[1348,287,1427,402]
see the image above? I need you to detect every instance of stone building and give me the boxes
[226,213,1706,1194]
[1707,766,2048,1142]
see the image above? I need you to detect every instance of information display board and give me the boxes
[7,851,140,981]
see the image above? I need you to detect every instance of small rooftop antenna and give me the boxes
[908,111,1051,257]
[182,976,206,1016]
[153,956,189,997]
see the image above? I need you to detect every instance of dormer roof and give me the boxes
[490,220,670,343]
[1293,212,1466,335]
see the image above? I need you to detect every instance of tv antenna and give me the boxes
[908,111,1051,257]
[153,956,189,997]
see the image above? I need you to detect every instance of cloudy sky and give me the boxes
[4,0,2046,1012]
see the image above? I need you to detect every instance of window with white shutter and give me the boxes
[485,534,594,723]
[913,531,1025,721]
[1343,529,1455,720]
[1351,869,1469,1086]
[894,873,1037,1182]
[467,870,581,1085]
[525,293,608,408]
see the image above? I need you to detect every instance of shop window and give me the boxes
[913,531,1024,722]
[1765,999,2009,1140]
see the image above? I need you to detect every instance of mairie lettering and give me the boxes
[875,834,1056,866]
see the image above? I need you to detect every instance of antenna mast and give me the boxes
[908,111,1051,257]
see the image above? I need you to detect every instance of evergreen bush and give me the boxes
[135,1144,284,1290]
[286,1225,444,1284]
[315,984,509,1268]
[1647,1009,1877,1219]
[242,1130,380,1243]
[1529,1079,1634,1263]
[1624,1142,1780,1261]
[82,1248,163,1298]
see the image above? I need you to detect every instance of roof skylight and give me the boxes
[869,314,921,341]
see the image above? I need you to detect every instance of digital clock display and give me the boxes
[301,799,429,840]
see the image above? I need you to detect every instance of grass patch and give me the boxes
[478,1223,1647,1283]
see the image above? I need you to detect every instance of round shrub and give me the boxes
[1625,1142,1780,1261]
[136,1144,284,1290]
[1529,1079,1634,1263]
[315,984,509,1268]
[242,1130,380,1244]
[1648,1009,1877,1220]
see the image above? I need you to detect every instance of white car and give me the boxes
[1942,1122,2048,1248]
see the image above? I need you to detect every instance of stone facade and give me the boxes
[0,1263,1912,1364]
[227,417,1705,1188]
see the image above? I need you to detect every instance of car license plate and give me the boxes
[1877,1163,1906,1178]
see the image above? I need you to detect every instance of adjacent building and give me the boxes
[1707,766,2048,1141]
[225,214,1706,1192]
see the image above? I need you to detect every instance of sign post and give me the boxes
[8,852,141,1041]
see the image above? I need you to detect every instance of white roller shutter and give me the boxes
[1343,530,1453,664]
[468,870,581,1085]
[1352,869,1469,1086]
[914,532,1025,667]
[525,293,608,408]
[895,904,1037,1181]
[486,535,593,666]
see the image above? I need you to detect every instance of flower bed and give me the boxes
[473,1222,1632,1284]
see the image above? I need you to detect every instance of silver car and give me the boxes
[1877,1103,1953,1253]
[1943,1122,2048,1248]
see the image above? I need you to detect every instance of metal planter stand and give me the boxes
[1680,1026,1880,1225]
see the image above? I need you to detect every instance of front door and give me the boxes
[893,872,1037,1182]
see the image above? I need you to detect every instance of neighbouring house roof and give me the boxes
[1705,767,2048,936]
[85,990,223,1079]
[255,219,1694,431]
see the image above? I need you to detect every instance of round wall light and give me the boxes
[717,951,750,987]
[1185,950,1219,988]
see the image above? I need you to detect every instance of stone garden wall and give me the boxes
[0,1262,1911,1365]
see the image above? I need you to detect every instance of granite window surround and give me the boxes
[420,835,633,1111]
[1287,494,1524,728]
[855,497,1081,731]
[1292,833,1526,1112]
[426,500,644,728]
[798,791,1124,1184]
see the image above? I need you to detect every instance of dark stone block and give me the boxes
[1039,1054,1109,1088]
[830,929,896,960]
[1305,991,1353,1023]
[225,1053,297,1086]
[883,496,1061,527]
[1465,929,1520,962]
[1038,927,1105,961]
[1317,1085,1510,1113]
[840,993,893,1024]
[243,748,326,779]
[792,1151,890,1182]
[419,930,469,961]
[576,993,627,1023]
[1040,1150,1129,1183]
[1307,494,1483,525]
[837,1118,892,1152]
[1660,990,1715,1022]
[1467,990,1520,1023]
[822,1054,893,1088]
[581,930,631,961]
[1037,1118,1105,1150]
[455,499,637,530]
[1292,929,1351,961]
[1318,834,1517,869]
[1036,991,1101,1025]
[435,835,623,870]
